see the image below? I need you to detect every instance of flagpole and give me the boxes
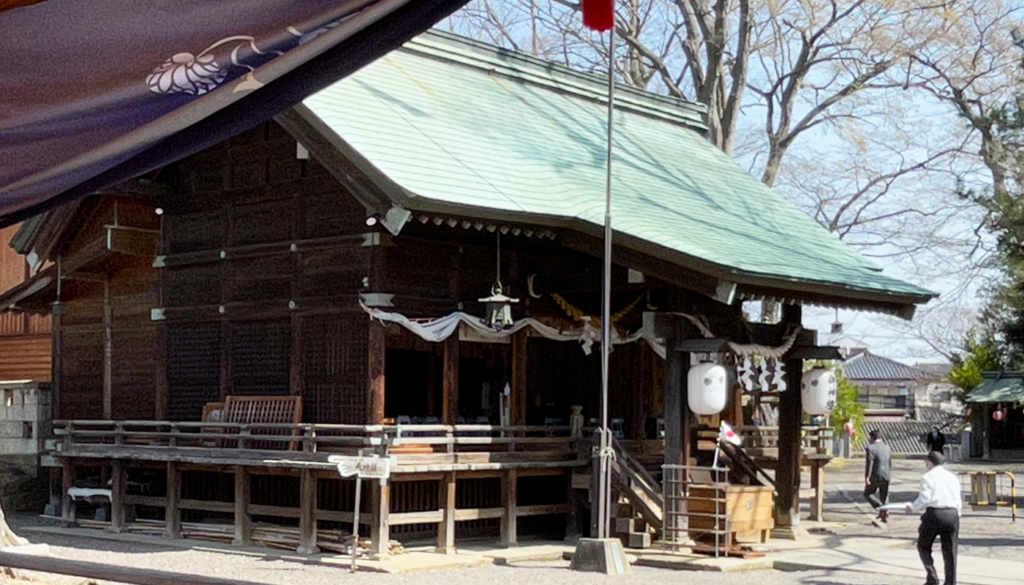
[596,22,616,541]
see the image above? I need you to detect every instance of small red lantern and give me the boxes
[582,0,615,31]
[994,408,1006,421]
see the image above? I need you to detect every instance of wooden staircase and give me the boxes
[608,436,663,548]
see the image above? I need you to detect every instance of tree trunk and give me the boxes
[0,503,27,578]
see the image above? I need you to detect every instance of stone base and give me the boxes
[569,538,631,575]
[627,532,651,549]
[771,525,813,541]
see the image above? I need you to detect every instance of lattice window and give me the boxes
[302,314,367,424]
[230,199,294,247]
[163,211,226,255]
[166,323,221,421]
[61,328,103,420]
[231,320,290,396]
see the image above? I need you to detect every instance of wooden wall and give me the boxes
[159,123,371,423]
[0,335,51,382]
[0,223,53,382]
[48,120,682,429]
[0,225,26,298]
[55,198,159,419]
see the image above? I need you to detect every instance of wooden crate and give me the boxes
[688,485,774,544]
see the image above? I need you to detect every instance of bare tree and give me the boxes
[444,1,1024,356]
[910,2,1024,199]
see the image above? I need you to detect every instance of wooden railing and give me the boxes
[731,425,834,457]
[52,420,579,463]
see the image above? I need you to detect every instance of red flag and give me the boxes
[583,0,614,32]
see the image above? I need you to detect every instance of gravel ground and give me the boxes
[0,546,930,585]
[0,524,931,585]
[4,458,1023,584]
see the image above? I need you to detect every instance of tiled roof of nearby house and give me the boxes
[842,352,921,381]
[915,406,963,427]
[858,420,959,454]
[297,31,934,315]
[915,362,952,381]
[968,372,1024,403]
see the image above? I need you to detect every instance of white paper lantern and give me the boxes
[688,362,728,415]
[801,368,838,415]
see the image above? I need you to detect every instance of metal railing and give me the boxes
[661,464,730,557]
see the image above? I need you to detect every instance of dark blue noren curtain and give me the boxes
[0,0,469,226]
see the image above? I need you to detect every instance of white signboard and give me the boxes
[328,455,392,480]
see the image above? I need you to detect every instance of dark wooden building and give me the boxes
[4,32,933,555]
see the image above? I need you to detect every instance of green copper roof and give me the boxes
[301,31,934,306]
[969,373,1024,403]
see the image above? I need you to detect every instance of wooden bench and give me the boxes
[202,396,303,451]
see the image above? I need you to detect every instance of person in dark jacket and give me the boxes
[864,429,893,523]
[927,427,946,454]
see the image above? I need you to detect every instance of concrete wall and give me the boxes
[0,381,51,511]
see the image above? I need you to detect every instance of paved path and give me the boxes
[796,459,1024,583]
[777,539,1024,585]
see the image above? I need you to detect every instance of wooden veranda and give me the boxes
[55,421,584,555]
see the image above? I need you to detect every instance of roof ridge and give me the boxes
[406,30,708,132]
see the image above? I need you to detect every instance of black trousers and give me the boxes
[918,508,959,585]
[863,479,889,510]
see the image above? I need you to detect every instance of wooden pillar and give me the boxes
[290,317,305,398]
[442,336,459,425]
[729,381,744,426]
[500,468,517,547]
[154,218,168,419]
[297,469,319,555]
[51,301,63,421]
[627,346,644,440]
[232,466,251,546]
[164,462,181,539]
[154,324,168,420]
[775,304,803,529]
[436,472,456,554]
[681,356,692,466]
[60,458,75,526]
[368,323,386,424]
[565,472,582,543]
[511,332,527,426]
[102,280,112,420]
[809,461,825,522]
[663,334,685,467]
[370,482,390,558]
[109,461,126,533]
[983,405,992,459]
[425,353,438,417]
[219,321,233,399]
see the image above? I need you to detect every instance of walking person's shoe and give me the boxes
[880,510,889,523]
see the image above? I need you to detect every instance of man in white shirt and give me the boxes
[905,451,962,585]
